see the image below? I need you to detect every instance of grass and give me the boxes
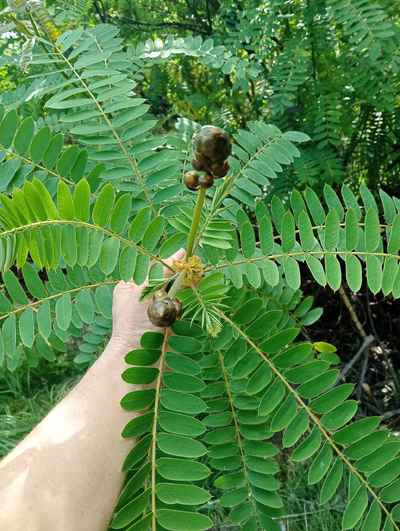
[0,356,83,458]
[280,459,345,531]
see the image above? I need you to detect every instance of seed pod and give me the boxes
[193,125,231,163]
[147,297,179,327]
[198,174,214,189]
[210,161,229,178]
[191,158,204,171]
[173,298,183,320]
[184,171,200,191]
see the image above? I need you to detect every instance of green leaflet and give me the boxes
[92,183,115,227]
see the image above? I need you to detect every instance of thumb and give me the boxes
[164,248,186,278]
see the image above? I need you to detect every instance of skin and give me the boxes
[0,250,184,531]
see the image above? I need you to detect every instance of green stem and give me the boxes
[167,188,206,298]
[186,187,206,258]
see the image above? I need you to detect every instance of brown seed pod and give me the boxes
[147,297,179,327]
[191,158,204,171]
[198,174,214,189]
[154,289,167,300]
[210,161,229,178]
[184,171,200,191]
[172,298,183,320]
[192,125,231,164]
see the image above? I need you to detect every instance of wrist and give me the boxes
[108,335,139,352]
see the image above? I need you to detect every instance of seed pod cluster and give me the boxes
[147,292,182,327]
[184,126,231,192]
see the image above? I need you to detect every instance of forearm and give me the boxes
[0,337,138,531]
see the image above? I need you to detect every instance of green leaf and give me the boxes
[161,389,207,415]
[342,486,368,529]
[92,183,115,227]
[381,479,400,503]
[19,308,35,348]
[14,117,34,155]
[111,489,150,529]
[122,367,159,385]
[345,431,388,460]
[55,293,72,331]
[74,179,91,221]
[321,400,358,431]
[292,427,321,462]
[129,207,151,242]
[256,202,273,254]
[365,208,380,252]
[57,180,75,220]
[283,409,309,448]
[157,433,207,458]
[30,126,52,163]
[258,379,286,416]
[333,416,381,445]
[37,301,52,339]
[388,214,400,254]
[122,411,153,438]
[111,193,132,234]
[238,210,255,258]
[120,389,155,411]
[157,483,210,505]
[369,458,400,488]
[324,210,339,251]
[366,255,382,294]
[4,271,28,305]
[281,211,295,252]
[142,216,165,251]
[362,500,382,531]
[283,256,301,290]
[345,209,358,250]
[345,255,362,292]
[99,238,120,274]
[159,411,205,437]
[119,246,137,281]
[270,395,297,431]
[0,110,18,148]
[261,328,300,354]
[308,443,333,485]
[320,459,343,505]
[310,384,354,414]
[157,509,213,531]
[325,255,341,291]
[298,210,316,251]
[306,256,326,286]
[298,369,339,399]
[158,458,210,481]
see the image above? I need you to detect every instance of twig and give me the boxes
[382,409,400,421]
[339,286,367,338]
[357,349,369,401]
[340,334,375,380]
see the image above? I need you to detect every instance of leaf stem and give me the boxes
[186,187,206,258]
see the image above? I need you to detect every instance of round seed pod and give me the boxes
[147,297,178,327]
[191,158,204,171]
[198,174,214,189]
[193,125,231,163]
[184,171,200,191]
[210,161,229,178]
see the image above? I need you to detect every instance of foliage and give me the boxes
[1,3,400,531]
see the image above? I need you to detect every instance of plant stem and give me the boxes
[186,187,206,258]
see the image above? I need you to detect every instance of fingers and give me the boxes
[113,280,141,302]
[164,248,186,278]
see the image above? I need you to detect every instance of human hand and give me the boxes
[111,249,185,347]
